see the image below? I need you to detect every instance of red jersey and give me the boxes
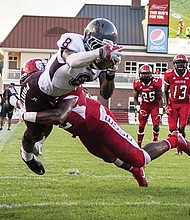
[164,69,190,104]
[133,77,162,108]
[60,86,145,167]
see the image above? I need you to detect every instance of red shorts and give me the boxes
[138,105,159,130]
[168,102,189,130]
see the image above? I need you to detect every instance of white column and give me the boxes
[3,51,9,81]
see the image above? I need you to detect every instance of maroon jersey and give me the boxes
[164,69,190,104]
[133,77,162,108]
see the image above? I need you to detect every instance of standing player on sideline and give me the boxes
[133,64,163,147]
[164,54,190,154]
[0,83,19,130]
[18,18,123,175]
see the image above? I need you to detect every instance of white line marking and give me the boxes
[1,201,190,209]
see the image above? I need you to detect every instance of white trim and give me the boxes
[1,48,57,53]
[122,51,175,58]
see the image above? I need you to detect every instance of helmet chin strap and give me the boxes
[141,78,151,85]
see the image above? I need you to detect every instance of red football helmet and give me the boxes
[139,64,153,84]
[173,54,188,75]
[20,58,47,84]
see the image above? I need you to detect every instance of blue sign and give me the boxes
[147,26,168,53]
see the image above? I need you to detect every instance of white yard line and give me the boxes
[0,201,190,209]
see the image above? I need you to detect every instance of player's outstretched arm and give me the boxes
[23,98,77,125]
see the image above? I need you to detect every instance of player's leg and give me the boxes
[79,135,148,187]
[21,122,53,175]
[0,103,6,130]
[178,105,189,138]
[168,107,178,133]
[20,72,56,174]
[151,107,160,141]
[142,130,190,158]
[7,111,13,130]
[137,113,148,147]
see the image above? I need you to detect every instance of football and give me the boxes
[90,58,115,70]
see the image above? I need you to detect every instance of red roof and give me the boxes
[1,15,92,49]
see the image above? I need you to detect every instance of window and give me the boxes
[125,61,138,74]
[128,97,135,112]
[125,61,168,75]
[9,56,18,69]
[155,62,168,74]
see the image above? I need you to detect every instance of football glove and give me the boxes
[106,56,121,76]
[135,105,147,117]
[156,108,163,124]
[139,109,148,117]
[165,104,172,115]
[155,114,162,124]
[100,44,123,61]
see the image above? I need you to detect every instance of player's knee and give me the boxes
[132,155,145,167]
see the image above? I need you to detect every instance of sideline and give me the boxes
[0,123,18,152]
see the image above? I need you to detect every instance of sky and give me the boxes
[0,0,148,42]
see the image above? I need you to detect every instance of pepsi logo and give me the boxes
[150,29,165,45]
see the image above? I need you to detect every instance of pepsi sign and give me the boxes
[147,26,168,53]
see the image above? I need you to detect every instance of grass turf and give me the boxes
[0,123,190,220]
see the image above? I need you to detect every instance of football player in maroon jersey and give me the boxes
[133,64,163,147]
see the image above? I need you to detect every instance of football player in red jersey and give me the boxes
[176,18,184,38]
[133,64,163,147]
[164,54,190,154]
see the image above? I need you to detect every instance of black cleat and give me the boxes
[22,156,45,175]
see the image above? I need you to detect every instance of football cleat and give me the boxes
[170,131,190,156]
[22,156,45,175]
[131,166,148,187]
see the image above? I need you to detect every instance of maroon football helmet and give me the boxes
[20,58,47,84]
[139,64,153,84]
[173,54,188,75]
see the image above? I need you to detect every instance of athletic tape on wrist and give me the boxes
[23,112,37,123]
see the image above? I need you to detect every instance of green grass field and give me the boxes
[1,123,190,220]
[169,0,190,38]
